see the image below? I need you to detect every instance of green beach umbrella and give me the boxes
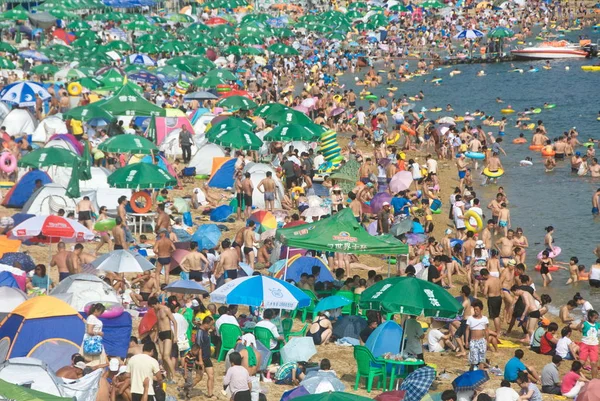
[217,95,257,110]
[125,20,155,32]
[359,276,464,318]
[18,148,80,169]
[265,109,312,125]
[66,158,81,198]
[48,8,78,19]
[145,115,157,143]
[190,35,216,46]
[268,43,299,55]
[254,103,290,118]
[242,47,264,55]
[273,28,294,38]
[0,57,15,69]
[137,43,160,54]
[98,69,125,88]
[71,38,96,48]
[80,141,92,180]
[207,127,263,150]
[103,40,131,52]
[223,45,244,56]
[206,117,256,135]
[421,0,444,8]
[210,24,234,39]
[159,40,189,53]
[263,124,325,141]
[2,5,28,21]
[0,42,17,54]
[54,67,87,81]
[488,27,515,38]
[108,163,177,189]
[76,77,104,89]
[98,134,158,154]
[239,36,264,45]
[63,101,112,121]
[205,68,237,81]
[67,21,91,30]
[168,14,194,23]
[100,83,165,117]
[193,75,226,88]
[326,32,346,41]
[389,4,409,11]
[31,64,59,75]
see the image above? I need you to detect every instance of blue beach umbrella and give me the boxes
[313,295,352,313]
[191,224,222,250]
[0,81,51,107]
[454,29,484,39]
[210,275,310,310]
[18,49,51,62]
[452,370,489,392]
[128,53,156,66]
[0,252,36,272]
[400,366,437,401]
[128,70,162,86]
[165,280,208,295]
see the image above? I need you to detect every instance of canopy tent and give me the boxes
[50,274,119,312]
[0,358,65,397]
[93,83,166,117]
[272,255,334,283]
[0,297,85,361]
[0,287,27,321]
[276,209,408,255]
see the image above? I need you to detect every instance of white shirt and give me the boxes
[426,158,438,174]
[215,314,239,336]
[313,154,325,170]
[127,354,160,395]
[453,202,466,229]
[173,313,189,347]
[496,387,520,401]
[590,266,600,281]
[556,336,572,358]
[256,319,280,349]
[410,162,422,180]
[357,111,366,125]
[427,329,444,352]
[86,315,103,338]
[466,315,489,331]
[582,301,594,320]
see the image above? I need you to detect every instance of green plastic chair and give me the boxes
[218,323,242,362]
[298,289,319,323]
[254,326,282,364]
[353,345,386,393]
[284,323,308,341]
[336,290,355,315]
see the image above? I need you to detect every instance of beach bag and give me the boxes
[83,335,103,355]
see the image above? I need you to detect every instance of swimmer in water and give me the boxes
[544,156,556,171]
[520,156,533,166]
[446,104,453,111]
[557,256,580,284]
[496,97,504,103]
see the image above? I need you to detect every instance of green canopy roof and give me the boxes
[0,379,74,401]
[99,82,165,117]
[276,208,408,255]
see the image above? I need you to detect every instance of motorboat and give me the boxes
[511,40,592,59]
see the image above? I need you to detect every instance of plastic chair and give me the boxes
[218,323,242,362]
[254,326,281,364]
[297,289,319,323]
[353,345,386,392]
[284,323,308,341]
[336,290,355,315]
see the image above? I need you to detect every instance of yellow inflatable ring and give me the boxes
[291,186,305,198]
[386,132,400,145]
[501,108,515,114]
[333,95,342,102]
[483,167,504,178]
[67,82,83,96]
[464,210,483,232]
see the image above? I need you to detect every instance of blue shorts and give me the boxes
[499,220,508,228]
[458,171,466,179]
[180,271,190,281]
[593,207,599,215]
[498,131,505,136]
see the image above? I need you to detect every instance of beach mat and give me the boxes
[497,339,522,348]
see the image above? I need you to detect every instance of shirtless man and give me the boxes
[66,244,83,276]
[480,220,495,250]
[112,217,126,250]
[76,196,95,230]
[500,260,516,324]
[359,158,375,184]
[487,193,503,227]
[592,188,600,215]
[153,229,176,285]
[486,152,503,178]
[234,172,244,220]
[155,204,170,234]
[511,285,538,342]
[51,241,71,282]
[482,268,502,334]
[496,229,515,267]
[242,172,254,219]
[117,196,133,244]
[243,221,256,270]
[257,171,276,212]
[214,239,239,282]
[451,285,473,357]
[531,129,548,146]
[148,296,177,382]
[590,158,600,177]
[180,241,208,282]
[130,271,158,306]
[348,192,361,221]
[257,238,273,270]
[554,137,567,160]
[456,155,468,190]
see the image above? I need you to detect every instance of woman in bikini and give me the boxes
[512,227,529,261]
[308,312,333,345]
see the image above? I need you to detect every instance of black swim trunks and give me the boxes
[189,270,203,281]
[243,194,253,208]
[78,210,91,221]
[158,257,171,266]
[488,296,502,319]
[224,269,238,280]
[140,292,150,302]
[158,330,172,341]
[555,153,565,160]
[243,246,253,255]
[455,319,467,338]
[528,310,541,319]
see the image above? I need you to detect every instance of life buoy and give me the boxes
[364,95,378,100]
[175,81,190,94]
[465,151,485,160]
[483,168,504,178]
[386,132,400,145]
[513,138,527,144]
[323,147,341,157]
[524,123,535,130]
[67,82,83,96]
[541,147,556,157]
[535,264,560,272]
[216,84,232,93]
[333,95,342,103]
[429,108,442,112]
[531,108,542,114]
[544,104,556,109]
[0,152,17,174]
[0,181,14,188]
[84,301,124,318]
[94,218,116,232]
[501,108,515,114]
[130,191,152,213]
[529,144,543,151]
[464,210,483,232]
[582,142,595,148]
[537,247,561,259]
[400,124,416,136]
[291,186,304,199]
[520,160,533,166]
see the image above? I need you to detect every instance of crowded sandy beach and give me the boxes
[0,1,599,401]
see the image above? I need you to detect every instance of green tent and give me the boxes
[276,208,408,255]
[0,379,74,401]
[100,83,166,117]
[359,276,464,318]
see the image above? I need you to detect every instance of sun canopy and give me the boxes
[276,208,408,255]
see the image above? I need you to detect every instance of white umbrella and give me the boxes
[281,337,317,364]
[8,215,94,243]
[437,116,456,125]
[91,250,155,273]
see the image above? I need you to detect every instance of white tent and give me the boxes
[21,183,78,215]
[189,141,227,175]
[45,138,79,154]
[48,166,111,190]
[243,162,285,209]
[0,357,64,396]
[50,274,119,312]
[0,287,27,320]
[31,115,68,143]
[159,128,199,158]
[192,112,215,135]
[2,109,37,136]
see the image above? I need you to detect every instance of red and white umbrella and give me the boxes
[9,215,94,243]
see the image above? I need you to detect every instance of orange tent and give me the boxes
[0,235,21,258]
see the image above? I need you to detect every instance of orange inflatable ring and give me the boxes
[130,191,152,213]
[535,264,559,272]
[529,145,543,151]
[541,147,556,157]
[513,138,527,144]
[400,123,416,136]
[0,152,17,174]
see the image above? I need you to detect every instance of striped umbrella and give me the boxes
[454,29,484,39]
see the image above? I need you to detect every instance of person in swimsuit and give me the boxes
[308,312,333,345]
[539,250,554,287]
[76,196,95,230]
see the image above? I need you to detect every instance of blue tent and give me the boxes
[208,159,236,189]
[284,257,334,283]
[210,205,233,222]
[82,311,132,358]
[0,271,18,288]
[365,320,403,358]
[2,170,51,208]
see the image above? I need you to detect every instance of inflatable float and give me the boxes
[537,247,562,259]
[465,151,485,160]
[513,138,527,144]
[529,144,543,151]
[84,301,125,318]
[483,168,504,178]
